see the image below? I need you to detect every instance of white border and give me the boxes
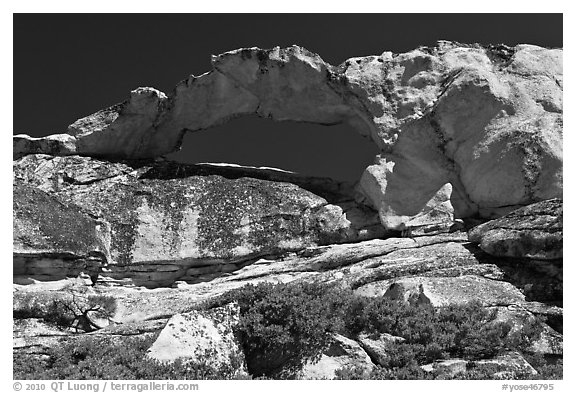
[3,3,572,391]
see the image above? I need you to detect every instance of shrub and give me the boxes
[520,354,563,380]
[335,364,434,380]
[15,280,558,380]
[220,281,343,378]
[13,334,246,380]
[213,281,550,378]
[336,297,534,366]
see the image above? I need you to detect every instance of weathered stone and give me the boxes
[96,319,167,336]
[13,318,68,340]
[420,359,468,377]
[465,247,562,304]
[491,306,562,356]
[468,199,562,259]
[528,326,563,356]
[13,182,110,282]
[472,352,538,379]
[13,255,103,283]
[355,43,562,227]
[68,87,168,159]
[14,155,386,287]
[13,154,139,193]
[357,332,405,366]
[344,237,483,289]
[15,42,562,229]
[521,302,563,325]
[13,318,71,356]
[382,275,525,307]
[359,162,455,232]
[299,334,373,380]
[220,233,470,285]
[142,161,358,203]
[11,41,565,377]
[13,134,77,160]
[13,182,109,257]
[421,352,537,379]
[147,303,246,375]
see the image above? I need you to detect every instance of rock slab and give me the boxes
[13,182,110,282]
[468,199,562,259]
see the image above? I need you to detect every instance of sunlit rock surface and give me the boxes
[14,42,562,229]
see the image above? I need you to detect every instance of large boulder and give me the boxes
[298,334,373,380]
[14,42,562,230]
[146,303,246,376]
[468,198,562,259]
[382,275,526,307]
[491,306,562,356]
[356,332,405,366]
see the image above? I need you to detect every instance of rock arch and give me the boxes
[14,43,563,231]
[66,46,376,160]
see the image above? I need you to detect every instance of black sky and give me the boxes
[13,14,563,181]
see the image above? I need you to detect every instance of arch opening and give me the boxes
[165,115,380,183]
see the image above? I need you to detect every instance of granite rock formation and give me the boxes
[382,275,526,307]
[13,134,77,160]
[13,182,110,284]
[14,154,385,288]
[12,41,563,380]
[468,198,562,259]
[13,42,563,230]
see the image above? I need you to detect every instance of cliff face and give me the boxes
[14,154,384,287]
[13,42,562,379]
[13,182,109,283]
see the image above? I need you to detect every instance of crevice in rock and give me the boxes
[14,252,104,285]
[61,172,123,186]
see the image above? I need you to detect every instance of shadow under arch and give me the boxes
[166,115,380,183]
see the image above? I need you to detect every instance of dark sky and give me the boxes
[13,14,562,181]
